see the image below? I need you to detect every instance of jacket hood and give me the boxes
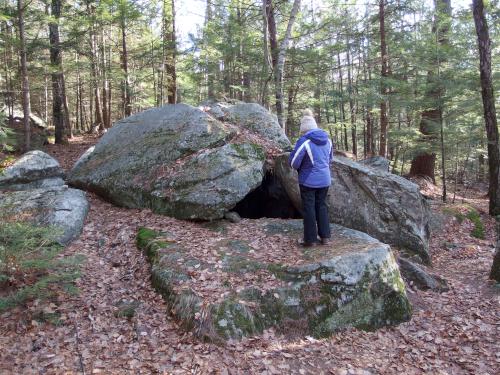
[304,128,328,146]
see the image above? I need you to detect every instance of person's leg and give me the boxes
[300,185,317,244]
[315,187,331,241]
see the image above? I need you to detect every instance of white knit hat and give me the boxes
[300,109,318,134]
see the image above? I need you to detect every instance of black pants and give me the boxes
[300,185,331,243]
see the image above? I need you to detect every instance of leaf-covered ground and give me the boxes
[0,135,498,374]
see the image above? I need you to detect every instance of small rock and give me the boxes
[224,211,242,223]
[114,300,140,319]
[397,256,449,292]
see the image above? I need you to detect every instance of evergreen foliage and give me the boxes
[0,0,498,197]
[0,111,16,152]
[466,209,486,239]
[0,219,83,312]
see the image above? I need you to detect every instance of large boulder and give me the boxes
[0,151,88,245]
[68,103,288,220]
[137,219,411,341]
[0,150,64,190]
[275,153,431,263]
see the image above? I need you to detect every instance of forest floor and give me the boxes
[0,135,499,375]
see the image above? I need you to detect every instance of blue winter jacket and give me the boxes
[289,129,334,188]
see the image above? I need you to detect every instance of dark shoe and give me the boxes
[320,238,331,245]
[297,239,315,247]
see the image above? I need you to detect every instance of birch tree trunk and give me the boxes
[267,0,301,129]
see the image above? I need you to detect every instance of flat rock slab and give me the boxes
[137,219,411,341]
[0,185,89,245]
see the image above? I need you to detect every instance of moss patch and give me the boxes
[466,209,485,239]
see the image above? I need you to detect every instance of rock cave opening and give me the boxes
[233,172,301,219]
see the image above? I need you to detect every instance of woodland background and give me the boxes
[0,0,499,197]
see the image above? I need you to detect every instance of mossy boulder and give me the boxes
[68,103,285,220]
[137,219,412,342]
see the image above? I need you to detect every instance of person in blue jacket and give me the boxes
[289,109,334,247]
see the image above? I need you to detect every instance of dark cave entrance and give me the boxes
[233,172,302,219]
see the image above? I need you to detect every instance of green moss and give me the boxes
[267,263,288,279]
[442,207,466,223]
[227,239,251,253]
[466,209,485,239]
[136,227,159,249]
[381,290,413,323]
[212,298,265,339]
[230,143,265,160]
[136,227,175,260]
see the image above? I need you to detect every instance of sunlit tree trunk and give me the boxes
[266,0,300,129]
[120,5,131,116]
[18,0,31,151]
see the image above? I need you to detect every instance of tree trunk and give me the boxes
[120,9,131,116]
[87,4,103,129]
[286,85,297,138]
[267,0,301,129]
[101,28,110,128]
[378,0,389,158]
[205,1,215,100]
[337,52,348,151]
[18,0,31,151]
[261,0,271,107]
[409,0,451,181]
[49,0,69,144]
[473,0,500,215]
[162,0,177,104]
[346,40,357,157]
[266,0,278,107]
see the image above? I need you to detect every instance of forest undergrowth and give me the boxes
[0,135,498,375]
